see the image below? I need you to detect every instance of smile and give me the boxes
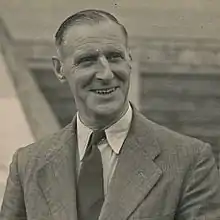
[92,87,118,95]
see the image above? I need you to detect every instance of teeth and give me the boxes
[94,87,117,95]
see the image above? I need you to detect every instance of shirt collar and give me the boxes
[77,104,133,161]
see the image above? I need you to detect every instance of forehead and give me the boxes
[61,21,127,57]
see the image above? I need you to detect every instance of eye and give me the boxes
[74,55,98,67]
[106,52,124,62]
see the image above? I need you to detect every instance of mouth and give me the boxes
[91,86,119,95]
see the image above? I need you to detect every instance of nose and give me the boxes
[95,56,114,80]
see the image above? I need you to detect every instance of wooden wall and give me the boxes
[140,73,220,163]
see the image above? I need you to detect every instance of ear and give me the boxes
[127,50,133,70]
[128,49,133,61]
[52,56,66,83]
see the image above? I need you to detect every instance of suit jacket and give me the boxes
[1,109,220,220]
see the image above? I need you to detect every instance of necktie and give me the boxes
[77,130,106,220]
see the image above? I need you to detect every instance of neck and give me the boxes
[79,103,129,130]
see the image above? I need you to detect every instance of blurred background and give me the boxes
[1,0,220,204]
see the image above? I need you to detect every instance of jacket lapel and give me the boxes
[35,109,162,220]
[99,111,162,220]
[37,119,78,220]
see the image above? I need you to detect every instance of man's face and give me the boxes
[59,21,132,125]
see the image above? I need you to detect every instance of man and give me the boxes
[1,9,220,220]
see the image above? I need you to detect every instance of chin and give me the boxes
[92,101,127,119]
[93,105,119,116]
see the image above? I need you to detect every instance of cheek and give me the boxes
[67,68,95,89]
[111,63,131,83]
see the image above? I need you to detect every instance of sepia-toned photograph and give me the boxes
[0,1,220,219]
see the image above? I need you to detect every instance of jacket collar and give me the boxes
[37,106,162,220]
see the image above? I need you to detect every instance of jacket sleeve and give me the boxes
[177,143,220,220]
[0,149,27,220]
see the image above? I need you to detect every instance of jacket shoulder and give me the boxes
[135,111,212,160]
[14,123,73,173]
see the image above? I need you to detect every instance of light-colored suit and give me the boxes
[1,109,220,220]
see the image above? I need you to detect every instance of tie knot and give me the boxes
[91,130,106,146]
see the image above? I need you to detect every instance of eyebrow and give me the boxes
[75,46,125,57]
[75,50,98,57]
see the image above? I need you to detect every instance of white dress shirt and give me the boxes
[76,104,132,195]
